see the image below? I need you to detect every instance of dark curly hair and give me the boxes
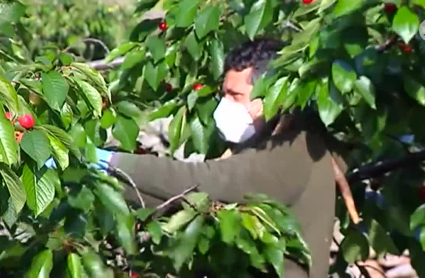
[224,38,286,84]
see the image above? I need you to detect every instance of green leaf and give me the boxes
[264,245,284,278]
[94,182,129,216]
[189,116,209,154]
[47,135,69,170]
[293,0,321,17]
[195,98,217,126]
[295,79,318,108]
[116,214,136,255]
[121,49,146,70]
[184,32,202,61]
[147,221,163,244]
[354,76,376,109]
[21,130,51,169]
[186,192,210,212]
[145,61,168,91]
[169,106,188,154]
[0,76,19,114]
[162,209,196,234]
[241,213,264,240]
[404,76,425,106]
[343,27,368,57]
[100,109,117,129]
[218,209,240,244]
[209,40,225,80]
[0,165,26,214]
[194,5,220,39]
[368,219,399,258]
[117,101,144,124]
[413,0,425,9]
[112,116,139,152]
[42,125,81,159]
[341,230,369,264]
[176,0,200,27]
[149,100,179,121]
[75,80,102,118]
[67,253,82,278]
[411,204,425,230]
[332,60,357,94]
[0,107,18,165]
[81,250,111,278]
[26,250,53,278]
[41,71,69,110]
[69,124,87,148]
[198,236,210,254]
[106,42,138,62]
[0,1,26,23]
[22,166,56,217]
[71,63,109,101]
[244,0,273,40]
[263,77,289,121]
[319,0,337,13]
[147,36,166,63]
[333,0,364,17]
[68,187,95,213]
[59,53,73,66]
[392,6,419,44]
[317,82,343,126]
[172,215,205,271]
[136,208,155,221]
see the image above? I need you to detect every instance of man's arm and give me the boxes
[110,130,317,207]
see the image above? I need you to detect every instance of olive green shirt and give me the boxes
[110,125,336,278]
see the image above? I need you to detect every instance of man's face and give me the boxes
[221,67,264,124]
[222,68,253,106]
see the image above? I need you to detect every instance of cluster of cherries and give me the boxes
[157,21,206,93]
[5,112,35,143]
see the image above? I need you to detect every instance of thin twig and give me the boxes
[99,159,145,208]
[375,34,398,52]
[155,185,199,211]
[347,149,425,183]
[332,156,361,224]
[64,37,110,54]
[87,57,125,70]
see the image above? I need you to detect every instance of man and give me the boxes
[99,38,336,277]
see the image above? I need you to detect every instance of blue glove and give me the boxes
[44,148,115,169]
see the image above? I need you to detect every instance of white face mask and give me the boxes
[213,98,256,143]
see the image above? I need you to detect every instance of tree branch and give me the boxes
[100,159,146,208]
[155,185,199,212]
[87,57,125,70]
[347,149,425,183]
[332,156,360,224]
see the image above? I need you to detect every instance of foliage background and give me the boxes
[2,0,425,277]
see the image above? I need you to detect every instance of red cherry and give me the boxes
[18,114,35,129]
[420,186,425,201]
[302,0,314,4]
[193,83,203,91]
[384,3,397,13]
[102,98,108,110]
[158,21,167,31]
[130,272,139,278]
[5,112,11,120]
[399,43,412,53]
[165,83,173,92]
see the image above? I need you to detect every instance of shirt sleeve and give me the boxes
[110,130,319,207]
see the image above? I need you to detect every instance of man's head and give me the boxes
[213,38,285,144]
[222,38,285,105]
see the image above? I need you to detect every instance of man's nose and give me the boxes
[223,94,234,101]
